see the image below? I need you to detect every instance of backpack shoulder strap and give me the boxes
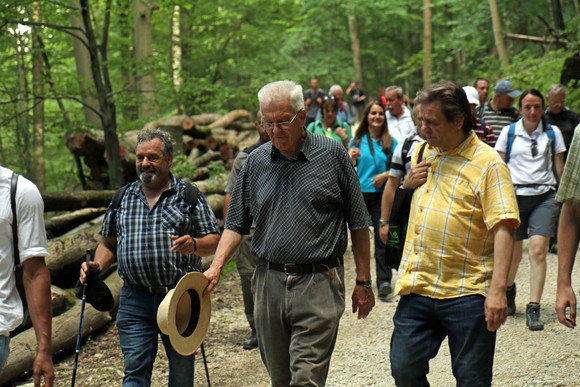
[417,141,427,162]
[401,137,414,163]
[10,172,20,266]
[545,124,556,155]
[109,183,130,233]
[183,182,200,208]
[505,123,516,164]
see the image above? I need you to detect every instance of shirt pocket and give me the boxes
[161,206,188,236]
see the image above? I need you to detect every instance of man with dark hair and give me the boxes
[303,78,326,128]
[205,80,375,386]
[347,81,366,123]
[481,79,521,138]
[389,80,519,386]
[81,129,220,386]
[474,77,490,118]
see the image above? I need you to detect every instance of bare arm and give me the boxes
[555,152,565,181]
[484,220,516,331]
[556,202,580,328]
[223,193,232,222]
[497,151,506,163]
[203,229,244,296]
[379,177,400,244]
[350,227,375,319]
[23,256,54,387]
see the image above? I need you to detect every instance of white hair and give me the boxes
[258,80,304,112]
[329,84,343,96]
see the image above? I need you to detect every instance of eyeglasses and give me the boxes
[261,109,302,131]
[531,138,538,157]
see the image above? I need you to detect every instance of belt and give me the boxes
[124,282,175,294]
[259,257,343,276]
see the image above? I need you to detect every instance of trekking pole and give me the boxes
[71,248,92,387]
[201,342,211,386]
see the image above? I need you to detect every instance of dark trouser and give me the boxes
[253,263,345,386]
[236,231,259,330]
[390,294,496,387]
[363,192,391,287]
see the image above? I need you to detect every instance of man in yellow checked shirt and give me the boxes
[389,81,520,387]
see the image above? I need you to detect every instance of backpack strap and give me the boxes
[545,124,556,156]
[417,141,427,162]
[505,123,516,164]
[10,172,20,266]
[109,183,131,233]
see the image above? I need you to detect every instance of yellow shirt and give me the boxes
[396,132,520,299]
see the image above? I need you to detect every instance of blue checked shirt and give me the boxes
[100,175,220,287]
[225,129,371,264]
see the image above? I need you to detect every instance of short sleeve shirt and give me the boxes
[395,132,520,299]
[556,124,580,205]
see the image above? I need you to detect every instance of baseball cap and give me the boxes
[462,86,480,106]
[494,80,522,98]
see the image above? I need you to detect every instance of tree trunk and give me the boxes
[422,0,432,88]
[134,0,159,119]
[171,5,182,114]
[118,0,138,122]
[79,0,124,188]
[14,32,31,175]
[208,110,251,129]
[45,207,107,239]
[69,0,101,125]
[43,190,116,212]
[31,1,45,191]
[489,0,509,66]
[347,15,363,85]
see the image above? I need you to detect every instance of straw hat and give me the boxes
[157,272,211,356]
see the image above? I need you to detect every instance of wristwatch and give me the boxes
[379,218,389,227]
[355,279,372,287]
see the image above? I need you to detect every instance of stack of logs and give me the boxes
[0,110,257,385]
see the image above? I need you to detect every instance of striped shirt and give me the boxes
[226,129,371,264]
[100,175,220,287]
[389,132,423,180]
[395,132,520,299]
[481,101,520,138]
[556,124,580,206]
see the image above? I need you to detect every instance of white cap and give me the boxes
[462,86,480,106]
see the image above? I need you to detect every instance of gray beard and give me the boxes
[139,169,160,184]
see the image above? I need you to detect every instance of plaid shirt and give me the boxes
[396,132,520,299]
[225,129,370,264]
[100,175,220,287]
[556,125,580,206]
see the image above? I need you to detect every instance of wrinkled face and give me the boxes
[367,104,385,128]
[413,104,426,139]
[494,93,514,110]
[475,80,489,102]
[384,89,403,115]
[261,99,306,158]
[520,94,544,127]
[547,90,565,115]
[333,90,343,100]
[136,138,172,185]
[420,101,464,151]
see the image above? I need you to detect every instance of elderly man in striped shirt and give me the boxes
[389,81,520,386]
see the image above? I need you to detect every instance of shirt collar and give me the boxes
[270,127,311,162]
[432,131,479,161]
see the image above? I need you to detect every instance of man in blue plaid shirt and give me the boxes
[80,129,220,386]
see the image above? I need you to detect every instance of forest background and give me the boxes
[1,0,579,193]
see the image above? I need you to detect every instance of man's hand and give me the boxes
[352,285,375,319]
[403,160,431,190]
[203,265,222,297]
[171,235,196,255]
[484,287,508,331]
[33,350,54,387]
[379,224,390,245]
[556,284,577,328]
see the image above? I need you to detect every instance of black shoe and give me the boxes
[506,283,516,316]
[378,282,392,300]
[242,330,258,350]
[526,303,544,331]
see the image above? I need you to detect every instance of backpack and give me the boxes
[505,123,555,164]
[109,181,200,233]
[385,142,427,270]
[10,172,30,325]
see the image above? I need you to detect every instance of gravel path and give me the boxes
[20,238,580,386]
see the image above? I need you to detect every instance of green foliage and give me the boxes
[207,160,226,178]
[221,255,237,278]
[171,154,197,180]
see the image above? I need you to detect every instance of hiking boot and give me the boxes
[506,283,516,316]
[242,330,258,350]
[526,303,544,331]
[378,282,392,301]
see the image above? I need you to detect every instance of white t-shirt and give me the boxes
[387,106,416,144]
[0,166,48,336]
[495,119,566,196]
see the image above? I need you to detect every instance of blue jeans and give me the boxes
[390,294,496,387]
[0,335,10,375]
[116,286,195,387]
